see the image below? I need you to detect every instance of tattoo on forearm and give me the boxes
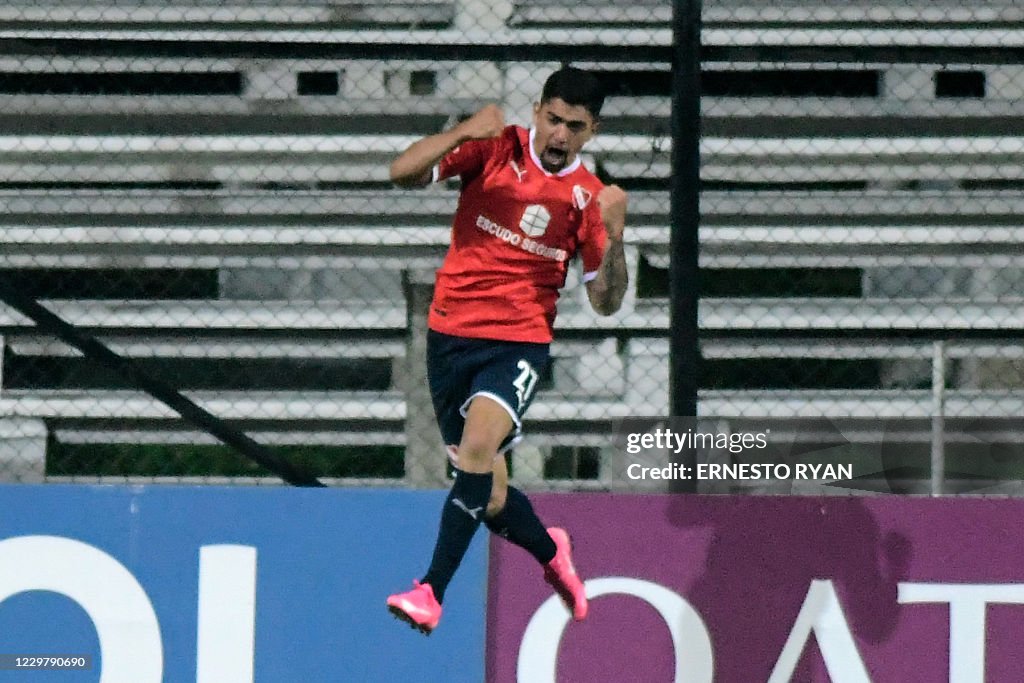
[593,238,628,314]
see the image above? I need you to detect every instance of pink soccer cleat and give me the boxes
[543,527,588,621]
[387,580,442,635]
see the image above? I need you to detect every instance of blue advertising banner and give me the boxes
[0,485,487,683]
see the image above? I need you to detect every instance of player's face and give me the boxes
[532,98,597,173]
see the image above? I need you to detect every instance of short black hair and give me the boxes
[540,66,605,120]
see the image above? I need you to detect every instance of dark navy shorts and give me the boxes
[427,329,550,459]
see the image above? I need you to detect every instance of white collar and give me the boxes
[528,126,581,177]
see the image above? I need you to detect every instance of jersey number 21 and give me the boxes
[513,360,539,410]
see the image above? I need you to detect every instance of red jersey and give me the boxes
[427,125,608,343]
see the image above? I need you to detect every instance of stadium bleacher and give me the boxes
[0,0,457,30]
[1,0,1023,488]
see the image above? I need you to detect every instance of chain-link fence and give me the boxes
[0,0,1022,493]
[693,0,1024,494]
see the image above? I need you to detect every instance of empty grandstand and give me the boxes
[0,0,1022,493]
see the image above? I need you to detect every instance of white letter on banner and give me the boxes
[517,577,713,683]
[196,545,258,683]
[768,579,871,683]
[899,582,1024,683]
[0,534,162,682]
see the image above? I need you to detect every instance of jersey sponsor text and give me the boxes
[476,213,568,262]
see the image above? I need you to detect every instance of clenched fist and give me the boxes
[598,184,627,241]
[456,104,506,141]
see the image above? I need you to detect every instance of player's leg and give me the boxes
[463,345,587,621]
[484,455,555,564]
[387,395,511,634]
[419,396,510,595]
[483,458,587,620]
[466,351,554,567]
[486,445,508,516]
[387,331,486,633]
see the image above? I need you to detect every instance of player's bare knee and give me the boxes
[456,441,495,471]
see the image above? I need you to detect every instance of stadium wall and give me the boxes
[490,494,1024,683]
[0,485,487,683]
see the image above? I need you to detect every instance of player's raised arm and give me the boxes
[586,184,629,315]
[389,104,506,188]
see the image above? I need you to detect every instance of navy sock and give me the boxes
[421,470,493,603]
[485,486,557,565]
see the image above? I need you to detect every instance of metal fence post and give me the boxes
[931,340,946,496]
[669,0,702,493]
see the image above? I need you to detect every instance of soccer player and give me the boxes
[385,66,628,634]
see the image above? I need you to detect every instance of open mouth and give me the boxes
[541,146,568,169]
